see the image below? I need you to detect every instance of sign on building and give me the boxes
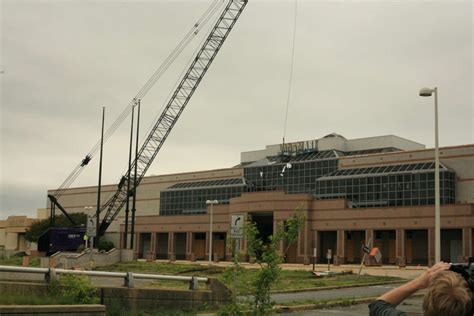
[87,215,96,237]
[230,214,245,239]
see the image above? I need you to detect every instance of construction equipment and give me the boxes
[42,0,247,252]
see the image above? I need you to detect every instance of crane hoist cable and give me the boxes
[92,3,227,202]
[282,0,298,145]
[51,0,225,199]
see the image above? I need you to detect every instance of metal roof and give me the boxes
[316,162,451,181]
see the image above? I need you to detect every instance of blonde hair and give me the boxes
[423,270,472,316]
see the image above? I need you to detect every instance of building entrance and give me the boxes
[344,230,365,264]
[249,212,273,243]
[374,230,396,264]
[139,233,151,259]
[405,230,428,265]
[441,229,462,263]
[156,233,168,259]
[213,232,226,261]
[318,231,337,263]
[174,233,187,260]
[193,233,206,260]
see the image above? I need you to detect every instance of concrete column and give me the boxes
[168,232,175,261]
[336,229,345,264]
[135,233,141,259]
[462,228,472,260]
[186,232,193,261]
[303,221,309,265]
[150,233,157,259]
[313,230,319,263]
[428,228,435,266]
[396,228,406,267]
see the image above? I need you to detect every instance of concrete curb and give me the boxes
[271,280,404,294]
[275,292,426,313]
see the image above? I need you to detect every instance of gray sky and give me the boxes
[1,0,472,219]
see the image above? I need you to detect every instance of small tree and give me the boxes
[246,212,305,314]
[25,213,87,242]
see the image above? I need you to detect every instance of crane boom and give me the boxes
[98,0,247,236]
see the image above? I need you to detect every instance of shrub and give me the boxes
[98,240,115,252]
[59,274,99,304]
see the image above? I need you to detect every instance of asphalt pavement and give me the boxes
[282,297,424,315]
[272,283,404,304]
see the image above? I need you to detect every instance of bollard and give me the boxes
[45,268,57,284]
[124,271,134,288]
[189,276,199,291]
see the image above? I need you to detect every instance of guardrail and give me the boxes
[0,265,207,290]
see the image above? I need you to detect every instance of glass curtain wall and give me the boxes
[315,162,455,207]
[160,178,245,216]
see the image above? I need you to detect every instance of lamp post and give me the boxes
[206,200,219,264]
[419,86,440,263]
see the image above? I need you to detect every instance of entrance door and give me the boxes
[213,232,226,260]
[405,230,428,265]
[174,233,187,260]
[318,231,337,264]
[441,229,462,263]
[374,230,396,264]
[193,233,206,260]
[139,233,151,259]
[345,230,365,264]
[156,233,168,259]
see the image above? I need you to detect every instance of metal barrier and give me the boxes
[0,265,207,290]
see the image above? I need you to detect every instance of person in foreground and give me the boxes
[369,262,473,316]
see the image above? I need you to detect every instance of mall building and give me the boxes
[47,133,474,266]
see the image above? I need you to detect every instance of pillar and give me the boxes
[428,228,435,266]
[149,233,157,261]
[186,232,193,261]
[396,228,406,267]
[303,221,310,265]
[336,229,345,265]
[168,232,175,261]
[462,228,472,260]
[313,230,319,263]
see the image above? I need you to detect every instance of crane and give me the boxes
[43,0,248,251]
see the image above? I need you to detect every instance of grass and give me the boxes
[0,255,41,267]
[0,294,78,305]
[95,261,404,293]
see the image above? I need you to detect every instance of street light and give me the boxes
[206,200,219,264]
[419,86,441,263]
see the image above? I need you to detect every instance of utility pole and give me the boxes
[124,104,135,249]
[130,100,141,250]
[95,107,105,246]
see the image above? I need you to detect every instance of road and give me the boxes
[272,283,404,304]
[282,297,424,315]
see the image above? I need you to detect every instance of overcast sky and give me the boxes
[0,0,472,219]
